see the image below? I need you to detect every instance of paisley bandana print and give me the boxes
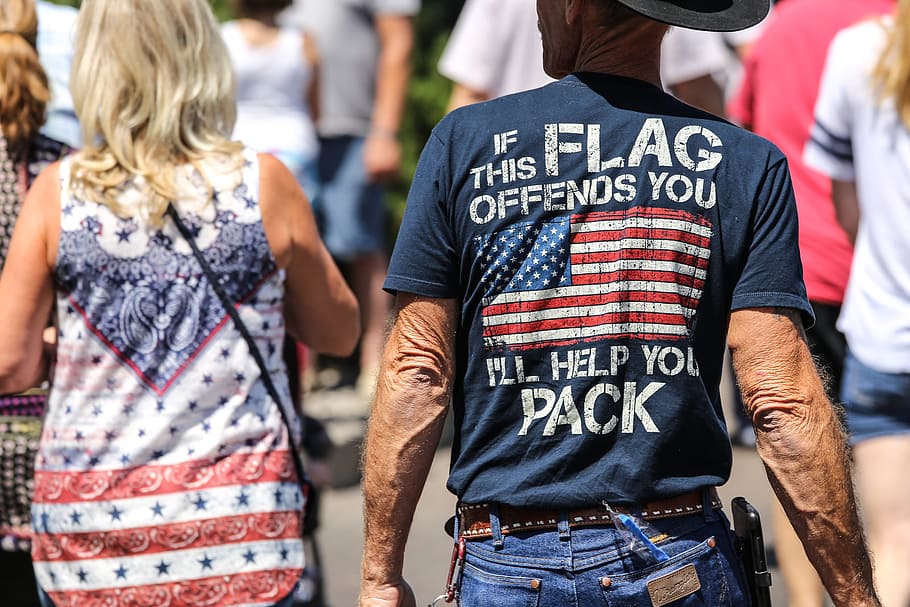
[55,193,277,393]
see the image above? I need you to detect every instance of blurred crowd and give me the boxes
[1,0,909,606]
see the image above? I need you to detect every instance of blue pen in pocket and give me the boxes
[604,501,670,563]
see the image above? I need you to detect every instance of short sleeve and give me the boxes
[731,157,815,326]
[438,0,502,94]
[371,0,421,17]
[384,130,459,298]
[803,31,855,181]
[661,29,729,88]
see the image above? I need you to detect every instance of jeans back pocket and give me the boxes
[600,538,738,606]
[460,562,542,607]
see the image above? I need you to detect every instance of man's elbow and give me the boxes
[748,392,812,434]
[743,377,837,445]
[381,349,451,407]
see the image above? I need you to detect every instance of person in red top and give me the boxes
[727,1,895,605]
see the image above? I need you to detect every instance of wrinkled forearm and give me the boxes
[730,310,879,607]
[361,297,455,587]
[752,394,874,607]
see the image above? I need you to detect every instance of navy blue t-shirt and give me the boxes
[385,74,813,509]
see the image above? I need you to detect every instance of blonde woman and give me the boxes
[805,2,910,605]
[0,1,359,606]
[0,1,70,605]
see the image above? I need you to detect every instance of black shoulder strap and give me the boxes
[165,204,307,487]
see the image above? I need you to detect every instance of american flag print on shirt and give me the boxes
[476,207,713,351]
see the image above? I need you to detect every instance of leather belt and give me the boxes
[458,488,721,540]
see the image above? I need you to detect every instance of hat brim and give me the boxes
[615,0,770,32]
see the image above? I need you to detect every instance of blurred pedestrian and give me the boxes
[0,0,70,604]
[0,1,359,605]
[222,2,325,476]
[729,1,895,604]
[223,0,321,201]
[441,0,740,116]
[283,0,419,400]
[805,2,910,604]
[439,0,552,112]
[35,0,79,149]
[661,28,730,116]
[359,0,879,606]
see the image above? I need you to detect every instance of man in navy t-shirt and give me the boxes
[359,2,880,607]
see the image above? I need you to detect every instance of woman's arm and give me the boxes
[0,164,60,393]
[303,32,320,125]
[832,178,860,245]
[257,153,359,356]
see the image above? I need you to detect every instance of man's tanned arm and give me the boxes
[359,294,457,607]
[728,308,880,607]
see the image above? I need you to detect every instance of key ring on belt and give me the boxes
[428,536,466,606]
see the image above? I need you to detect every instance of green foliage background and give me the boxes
[45,0,465,233]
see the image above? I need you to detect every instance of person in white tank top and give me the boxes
[222,0,320,200]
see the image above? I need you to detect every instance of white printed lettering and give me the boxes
[519,388,556,436]
[629,118,673,168]
[470,195,497,224]
[584,383,621,434]
[544,386,583,435]
[675,125,723,172]
[622,382,662,433]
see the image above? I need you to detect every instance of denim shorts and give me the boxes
[841,350,910,445]
[456,506,750,606]
[313,135,387,260]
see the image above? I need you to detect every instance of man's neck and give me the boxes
[573,21,667,88]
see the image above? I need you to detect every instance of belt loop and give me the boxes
[702,488,717,522]
[489,503,505,548]
[453,505,461,540]
[557,511,571,541]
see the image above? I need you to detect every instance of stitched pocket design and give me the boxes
[460,562,542,607]
[600,539,732,606]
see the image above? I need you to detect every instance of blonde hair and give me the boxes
[0,0,49,160]
[873,1,910,128]
[69,0,243,221]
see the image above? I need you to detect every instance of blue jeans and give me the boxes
[314,136,386,260]
[457,504,750,606]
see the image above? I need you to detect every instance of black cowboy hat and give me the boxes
[615,0,770,32]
